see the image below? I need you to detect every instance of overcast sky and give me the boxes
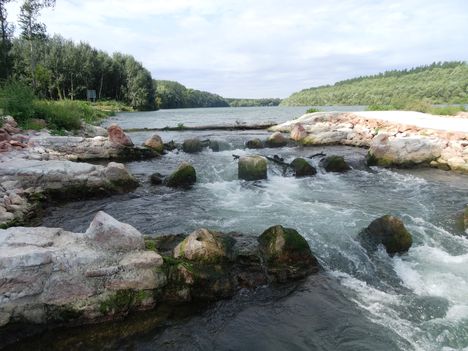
[6,0,468,98]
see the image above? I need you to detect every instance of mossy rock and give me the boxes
[238,155,267,181]
[464,205,468,232]
[173,228,235,263]
[291,158,317,177]
[164,162,196,188]
[182,139,203,153]
[245,138,264,149]
[321,155,351,172]
[258,225,319,280]
[358,215,413,255]
[266,132,287,148]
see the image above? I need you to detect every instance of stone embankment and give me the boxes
[270,111,468,173]
[0,117,158,228]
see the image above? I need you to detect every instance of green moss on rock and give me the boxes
[359,215,413,255]
[291,158,317,177]
[321,155,351,172]
[164,162,196,188]
[238,156,267,181]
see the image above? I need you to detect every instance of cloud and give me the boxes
[6,0,468,98]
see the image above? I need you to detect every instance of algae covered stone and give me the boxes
[291,158,317,177]
[266,132,287,148]
[258,225,319,280]
[144,134,164,153]
[358,215,413,255]
[164,162,197,188]
[321,155,351,172]
[173,228,234,262]
[238,155,267,181]
[182,139,203,153]
[245,138,264,149]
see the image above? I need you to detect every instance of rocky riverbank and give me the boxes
[270,111,468,173]
[0,211,318,341]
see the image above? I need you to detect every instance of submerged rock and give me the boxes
[290,123,307,141]
[182,139,203,153]
[258,225,319,281]
[144,134,164,153]
[358,215,413,254]
[164,162,197,188]
[238,155,267,181]
[321,155,351,172]
[209,140,230,152]
[149,172,164,185]
[266,132,288,148]
[291,158,317,177]
[464,205,468,234]
[107,124,133,146]
[173,228,234,262]
[245,138,264,149]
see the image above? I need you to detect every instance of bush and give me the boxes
[0,81,36,124]
[430,105,466,116]
[33,100,83,131]
[306,107,321,113]
[367,104,396,111]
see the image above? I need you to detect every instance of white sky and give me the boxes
[6,0,468,98]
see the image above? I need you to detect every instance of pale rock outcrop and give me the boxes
[0,212,164,327]
[144,134,164,153]
[266,131,288,147]
[0,159,137,228]
[290,123,307,141]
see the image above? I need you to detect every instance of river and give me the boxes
[22,106,468,350]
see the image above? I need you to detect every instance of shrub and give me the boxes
[306,107,321,113]
[367,104,396,111]
[430,105,466,116]
[33,100,83,131]
[0,81,36,124]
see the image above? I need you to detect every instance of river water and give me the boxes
[33,106,468,350]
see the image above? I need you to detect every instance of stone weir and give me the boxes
[270,111,468,173]
[0,211,319,342]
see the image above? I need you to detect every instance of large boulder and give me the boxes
[290,123,307,141]
[104,162,139,189]
[266,132,287,148]
[321,155,351,172]
[85,211,145,251]
[238,155,267,181]
[107,124,133,146]
[173,228,234,263]
[164,162,197,188]
[245,138,264,149]
[144,134,164,153]
[182,139,203,153]
[291,158,316,177]
[358,215,413,255]
[258,225,319,280]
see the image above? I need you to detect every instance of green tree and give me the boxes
[0,0,14,80]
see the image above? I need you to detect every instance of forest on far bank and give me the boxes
[281,62,468,106]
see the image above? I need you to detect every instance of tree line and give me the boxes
[281,62,468,106]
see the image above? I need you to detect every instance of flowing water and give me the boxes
[30,107,468,350]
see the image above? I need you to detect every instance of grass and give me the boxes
[0,80,132,132]
[367,98,466,116]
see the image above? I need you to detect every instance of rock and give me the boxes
[182,139,203,153]
[290,123,307,141]
[81,123,108,137]
[266,132,287,148]
[291,158,317,177]
[150,172,164,185]
[164,162,197,188]
[209,140,230,152]
[238,155,267,181]
[258,225,319,280]
[104,162,139,189]
[173,228,234,262]
[85,211,145,251]
[1,116,17,128]
[107,124,133,146]
[0,128,10,142]
[358,215,413,254]
[245,138,264,149]
[321,155,350,172]
[144,134,164,153]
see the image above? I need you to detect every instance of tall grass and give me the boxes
[0,81,128,131]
